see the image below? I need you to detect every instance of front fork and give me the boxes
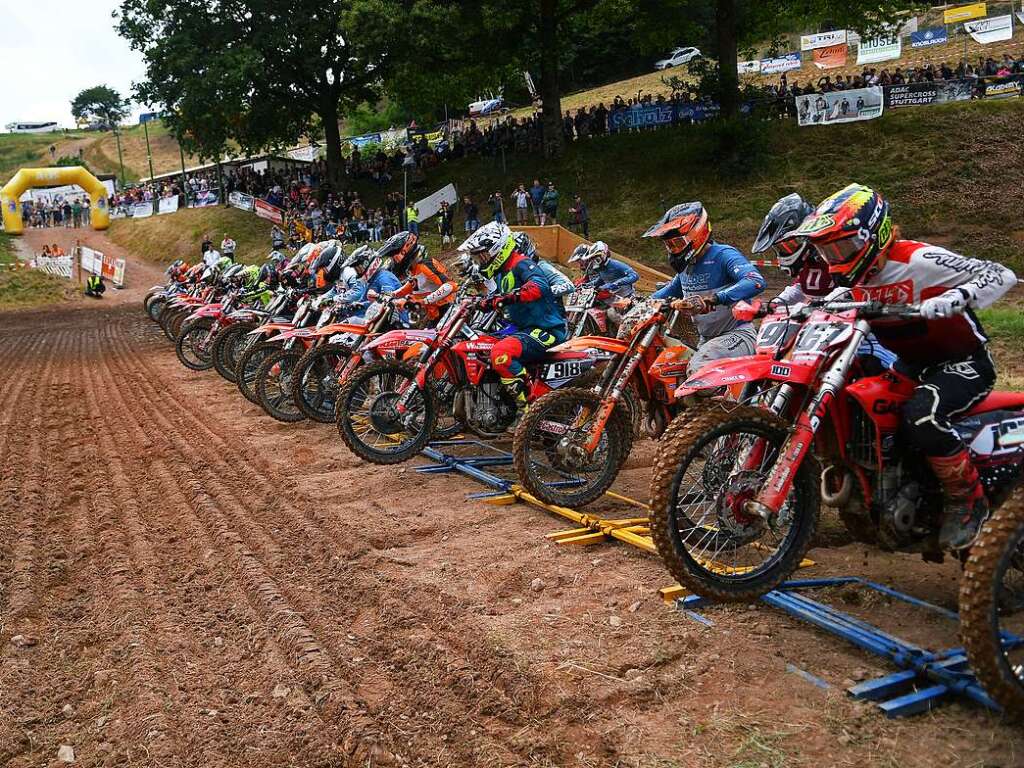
[745,322,869,520]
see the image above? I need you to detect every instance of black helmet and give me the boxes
[342,245,381,280]
[377,231,420,275]
[752,193,815,277]
[312,244,345,283]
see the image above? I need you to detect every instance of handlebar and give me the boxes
[733,298,924,322]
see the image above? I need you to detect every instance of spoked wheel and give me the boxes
[175,318,217,371]
[146,295,166,322]
[432,385,464,440]
[336,359,437,465]
[293,343,350,423]
[159,305,186,341]
[513,387,633,508]
[169,307,191,341]
[255,348,306,423]
[649,403,820,602]
[961,486,1024,718]
[236,341,279,404]
[212,323,256,383]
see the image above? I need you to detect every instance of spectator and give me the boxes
[221,234,237,262]
[201,233,213,255]
[529,179,544,223]
[271,224,286,250]
[489,191,505,223]
[541,181,559,225]
[406,201,419,235]
[463,195,480,233]
[438,200,454,245]
[512,184,529,225]
[570,194,590,239]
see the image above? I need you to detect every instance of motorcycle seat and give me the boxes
[964,391,1024,417]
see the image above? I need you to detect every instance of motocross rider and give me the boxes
[336,244,403,322]
[458,222,567,409]
[379,231,458,314]
[569,240,639,298]
[753,193,896,371]
[793,183,1017,550]
[647,202,766,375]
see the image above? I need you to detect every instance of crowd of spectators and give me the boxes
[19,196,93,228]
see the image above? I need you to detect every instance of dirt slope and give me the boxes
[0,297,1022,767]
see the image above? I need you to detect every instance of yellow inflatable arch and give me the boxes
[1,166,110,235]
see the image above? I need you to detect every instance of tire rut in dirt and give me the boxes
[110,315,571,764]
[961,484,1024,719]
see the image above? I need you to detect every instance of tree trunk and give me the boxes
[716,0,740,119]
[321,97,343,188]
[538,0,563,159]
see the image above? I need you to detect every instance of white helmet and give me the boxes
[458,221,512,278]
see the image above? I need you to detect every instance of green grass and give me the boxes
[0,233,15,264]
[0,234,72,310]
[978,306,1024,342]
[107,206,276,266]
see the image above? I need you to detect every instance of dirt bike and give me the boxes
[159,288,216,342]
[647,298,1024,716]
[335,296,598,465]
[512,297,699,508]
[565,279,633,338]
[175,288,251,371]
[210,290,295,383]
[235,292,318,405]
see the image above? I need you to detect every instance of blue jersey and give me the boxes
[496,252,567,333]
[593,258,639,297]
[652,241,765,339]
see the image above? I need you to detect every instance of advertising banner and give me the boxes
[797,86,884,126]
[113,258,126,287]
[254,198,284,224]
[286,145,319,162]
[899,16,919,35]
[857,32,902,64]
[228,191,254,212]
[984,78,1023,99]
[884,79,973,108]
[414,183,459,221]
[157,196,179,215]
[608,103,677,132]
[347,132,382,150]
[79,245,103,276]
[801,30,847,50]
[911,27,949,48]
[813,43,848,69]
[944,2,987,24]
[965,14,1012,44]
[760,52,802,74]
[189,190,218,208]
[132,201,154,219]
[737,60,762,74]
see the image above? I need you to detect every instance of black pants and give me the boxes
[900,347,995,457]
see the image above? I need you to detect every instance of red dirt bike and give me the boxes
[175,288,254,371]
[564,280,631,338]
[511,297,699,508]
[159,287,215,342]
[210,289,295,383]
[335,296,599,465]
[648,298,1024,716]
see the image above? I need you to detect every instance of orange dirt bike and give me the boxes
[511,297,698,508]
[235,291,319,405]
[335,296,600,465]
[648,298,1024,716]
[210,289,296,384]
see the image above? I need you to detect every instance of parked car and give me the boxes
[655,47,702,70]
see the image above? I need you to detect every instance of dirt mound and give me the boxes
[1,304,1021,767]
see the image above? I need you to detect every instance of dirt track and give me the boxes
[2,299,1024,767]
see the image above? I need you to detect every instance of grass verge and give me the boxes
[0,233,75,310]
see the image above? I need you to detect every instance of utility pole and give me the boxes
[179,141,188,206]
[113,125,126,188]
[142,119,155,182]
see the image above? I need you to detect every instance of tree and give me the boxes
[70,85,129,130]
[116,0,408,186]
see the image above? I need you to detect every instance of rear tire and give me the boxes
[175,318,216,371]
[649,402,820,602]
[336,359,437,465]
[513,387,633,508]
[961,486,1024,719]
[255,348,306,423]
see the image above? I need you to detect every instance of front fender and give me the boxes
[674,356,814,398]
[553,335,629,356]
[365,329,437,353]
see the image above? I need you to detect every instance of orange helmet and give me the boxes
[642,202,711,272]
[791,184,894,287]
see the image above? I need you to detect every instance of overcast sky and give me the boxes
[0,0,149,129]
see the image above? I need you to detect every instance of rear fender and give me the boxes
[364,328,437,354]
[249,322,294,337]
[191,304,223,319]
[674,356,814,398]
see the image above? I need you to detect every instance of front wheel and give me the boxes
[293,343,351,423]
[513,387,633,508]
[175,318,216,371]
[960,487,1024,718]
[336,359,437,465]
[236,340,279,404]
[255,348,306,423]
[649,403,820,602]
[212,323,255,383]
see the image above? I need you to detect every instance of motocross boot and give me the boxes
[500,373,530,412]
[929,449,989,551]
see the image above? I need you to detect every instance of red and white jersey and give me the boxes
[847,240,1016,367]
